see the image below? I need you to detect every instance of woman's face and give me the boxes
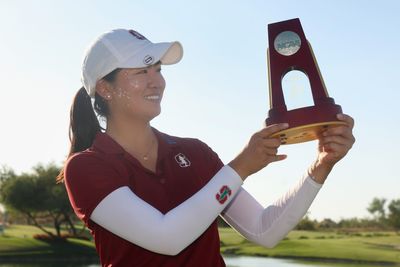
[105,61,165,122]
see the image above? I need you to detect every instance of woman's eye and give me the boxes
[136,70,147,75]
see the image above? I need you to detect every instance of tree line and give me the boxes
[0,163,399,241]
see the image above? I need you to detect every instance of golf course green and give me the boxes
[219,227,400,265]
[0,225,399,265]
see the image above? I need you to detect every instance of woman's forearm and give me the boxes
[90,164,243,256]
[307,159,334,184]
[220,170,323,248]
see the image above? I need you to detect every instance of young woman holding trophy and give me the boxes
[57,27,355,267]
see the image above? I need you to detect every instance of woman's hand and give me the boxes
[229,123,289,181]
[309,113,356,184]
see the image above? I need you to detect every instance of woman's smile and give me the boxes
[144,94,162,102]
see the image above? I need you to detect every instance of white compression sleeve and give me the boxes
[220,171,323,248]
[90,164,243,255]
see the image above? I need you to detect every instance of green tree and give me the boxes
[0,163,83,238]
[0,165,16,183]
[388,199,400,231]
[295,215,317,230]
[367,197,387,224]
[318,218,337,229]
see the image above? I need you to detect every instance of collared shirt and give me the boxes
[64,126,226,267]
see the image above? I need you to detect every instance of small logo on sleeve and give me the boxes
[216,185,232,204]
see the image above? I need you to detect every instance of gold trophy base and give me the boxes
[271,121,347,145]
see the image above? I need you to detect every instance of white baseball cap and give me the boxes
[81,28,183,97]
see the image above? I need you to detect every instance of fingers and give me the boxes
[262,137,281,148]
[270,154,287,162]
[321,125,354,140]
[257,123,289,138]
[318,126,354,159]
[251,124,288,161]
[264,147,278,156]
[253,146,286,166]
[321,125,355,146]
[319,135,349,146]
[320,142,348,156]
[264,146,286,161]
[262,124,291,159]
[337,113,355,129]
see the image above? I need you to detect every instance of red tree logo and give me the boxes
[216,185,232,204]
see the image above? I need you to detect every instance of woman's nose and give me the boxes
[147,68,164,88]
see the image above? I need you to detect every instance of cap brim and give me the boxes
[158,41,183,65]
[119,41,183,68]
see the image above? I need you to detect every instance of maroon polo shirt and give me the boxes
[64,126,227,267]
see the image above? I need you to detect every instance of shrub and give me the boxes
[33,234,66,242]
[298,235,309,239]
[33,233,90,242]
[295,216,317,231]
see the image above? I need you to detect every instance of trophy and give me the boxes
[265,18,346,145]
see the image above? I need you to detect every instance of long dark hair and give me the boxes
[56,68,121,183]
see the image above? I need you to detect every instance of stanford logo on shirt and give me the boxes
[174,153,191,167]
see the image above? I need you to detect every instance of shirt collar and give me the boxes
[91,126,179,160]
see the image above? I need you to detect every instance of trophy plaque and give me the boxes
[265,18,346,145]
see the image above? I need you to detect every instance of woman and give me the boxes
[58,28,355,267]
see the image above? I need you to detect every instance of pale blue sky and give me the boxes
[0,1,399,221]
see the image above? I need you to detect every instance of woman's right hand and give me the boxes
[228,123,289,181]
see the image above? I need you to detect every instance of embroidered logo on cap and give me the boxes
[128,29,147,40]
[143,55,154,65]
[216,185,231,204]
[175,153,191,167]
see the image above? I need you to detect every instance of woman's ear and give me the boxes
[95,79,113,100]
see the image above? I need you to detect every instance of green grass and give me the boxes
[0,224,97,261]
[219,227,400,265]
[1,224,400,265]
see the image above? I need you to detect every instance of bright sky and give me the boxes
[1,1,399,221]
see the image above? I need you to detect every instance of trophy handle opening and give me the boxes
[280,68,314,111]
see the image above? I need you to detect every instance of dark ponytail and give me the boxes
[56,68,121,183]
[71,88,103,152]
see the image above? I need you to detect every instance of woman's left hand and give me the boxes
[308,113,355,184]
[316,113,356,167]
